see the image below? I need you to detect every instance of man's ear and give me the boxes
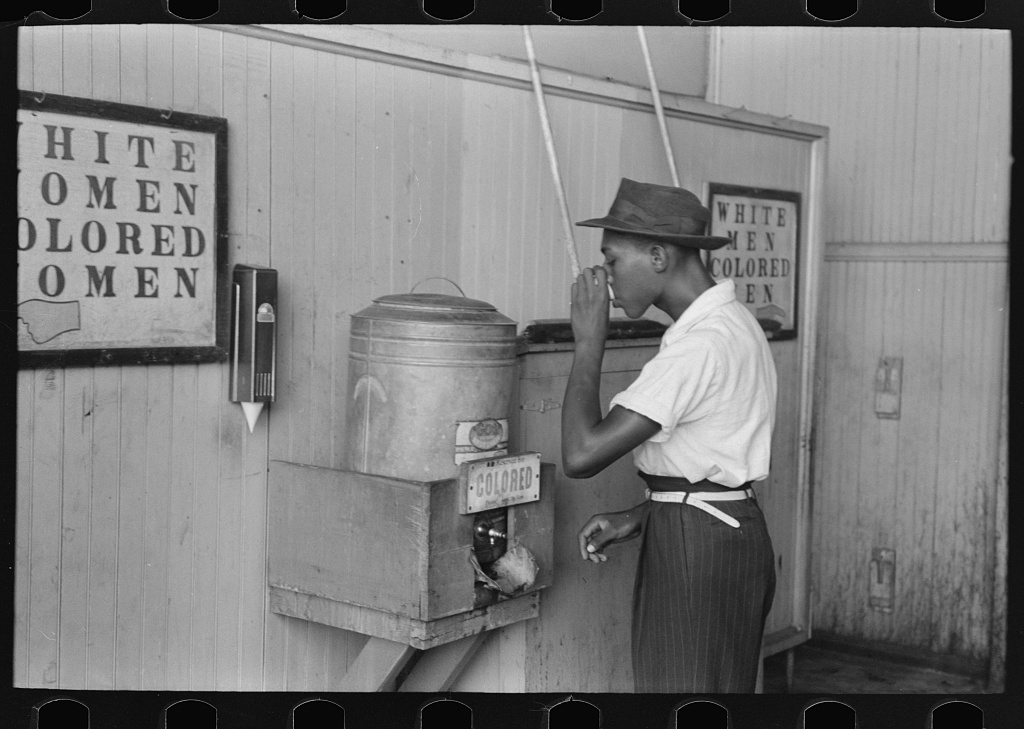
[649,244,670,273]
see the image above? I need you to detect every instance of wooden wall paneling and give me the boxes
[371,62,397,299]
[856,261,892,643]
[832,259,866,637]
[989,275,1009,689]
[14,373,34,687]
[283,45,326,690]
[852,261,884,638]
[948,35,982,243]
[389,66,418,299]
[873,261,907,643]
[714,29,1012,246]
[349,57,376,313]
[495,82,524,320]
[114,366,146,689]
[497,83,528,319]
[17,25,32,90]
[949,261,981,657]
[327,52,358,474]
[196,28,224,117]
[62,25,92,98]
[898,262,945,648]
[162,26,200,692]
[818,262,857,633]
[909,31,941,243]
[808,264,830,631]
[473,77,502,305]
[796,139,825,642]
[165,366,198,690]
[809,262,837,632]
[138,27,175,692]
[975,262,1007,656]
[109,31,150,690]
[141,365,174,691]
[835,259,865,639]
[311,48,339,479]
[473,76,497,303]
[977,33,1012,242]
[172,25,199,114]
[552,92,590,280]
[266,40,295,469]
[888,32,919,243]
[846,29,879,237]
[439,75,463,286]
[523,89,556,322]
[91,25,120,102]
[407,69,443,288]
[52,26,91,690]
[28,367,64,688]
[854,32,882,244]
[930,263,968,655]
[212,30,250,690]
[496,83,523,317]
[189,26,225,692]
[188,364,220,689]
[387,65,422,301]
[954,260,992,659]
[238,35,273,691]
[928,32,959,243]
[953,262,1004,659]
[985,262,1009,664]
[57,368,94,689]
[450,631,500,692]
[823,31,853,245]
[886,263,923,647]
[457,78,487,306]
[31,26,62,94]
[618,106,672,189]
[118,24,147,107]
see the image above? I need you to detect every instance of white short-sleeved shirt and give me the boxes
[609,279,778,487]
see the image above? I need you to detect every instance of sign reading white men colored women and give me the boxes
[17,93,228,366]
[706,184,800,341]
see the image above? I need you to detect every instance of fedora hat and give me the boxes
[576,178,732,250]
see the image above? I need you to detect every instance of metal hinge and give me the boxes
[521,399,561,413]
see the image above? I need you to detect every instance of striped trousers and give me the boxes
[631,487,776,693]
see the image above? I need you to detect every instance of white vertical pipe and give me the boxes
[522,25,582,279]
[637,26,680,188]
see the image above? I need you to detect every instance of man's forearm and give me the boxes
[561,339,606,474]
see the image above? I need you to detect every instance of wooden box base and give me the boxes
[270,586,540,650]
[267,459,554,648]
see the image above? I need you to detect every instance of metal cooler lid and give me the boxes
[353,293,516,326]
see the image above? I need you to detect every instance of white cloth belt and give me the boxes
[645,487,755,528]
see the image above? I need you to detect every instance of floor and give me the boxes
[762,644,988,694]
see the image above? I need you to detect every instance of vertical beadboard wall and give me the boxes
[716,28,1010,665]
[16,24,274,691]
[17,24,829,691]
[16,24,733,691]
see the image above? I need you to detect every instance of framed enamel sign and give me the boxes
[706,184,801,341]
[17,92,229,367]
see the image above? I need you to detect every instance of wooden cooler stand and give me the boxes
[267,459,555,691]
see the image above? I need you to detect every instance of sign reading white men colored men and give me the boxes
[705,184,801,341]
[17,93,228,367]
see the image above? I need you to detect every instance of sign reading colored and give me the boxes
[17,93,227,366]
[706,185,801,340]
[459,452,542,514]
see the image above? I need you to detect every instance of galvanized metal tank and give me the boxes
[344,292,518,482]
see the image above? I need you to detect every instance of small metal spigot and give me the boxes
[476,524,507,546]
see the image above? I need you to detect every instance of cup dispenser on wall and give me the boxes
[267,292,554,650]
[229,263,277,432]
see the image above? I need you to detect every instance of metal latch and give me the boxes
[521,399,561,413]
